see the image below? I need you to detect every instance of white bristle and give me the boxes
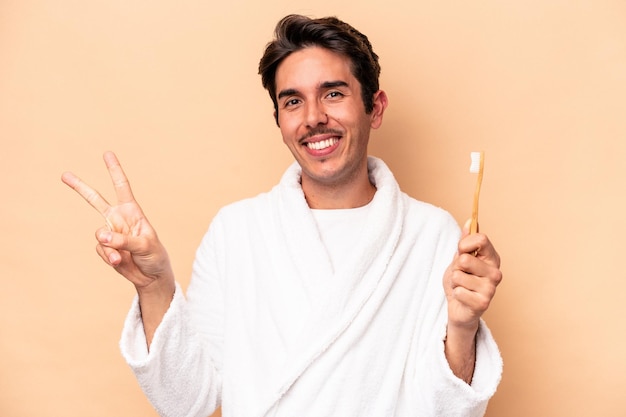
[469,152,481,173]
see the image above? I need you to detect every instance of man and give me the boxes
[62,14,502,417]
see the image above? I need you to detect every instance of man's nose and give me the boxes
[305,101,328,127]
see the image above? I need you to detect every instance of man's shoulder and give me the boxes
[403,194,459,230]
[217,190,272,215]
[404,194,452,216]
[214,185,282,224]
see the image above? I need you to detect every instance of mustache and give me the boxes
[299,127,343,143]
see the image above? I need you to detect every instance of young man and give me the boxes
[62,14,502,417]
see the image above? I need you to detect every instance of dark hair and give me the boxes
[258,14,381,122]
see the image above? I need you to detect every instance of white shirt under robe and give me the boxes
[120,157,503,417]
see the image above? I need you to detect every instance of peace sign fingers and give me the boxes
[61,151,141,231]
[62,151,175,315]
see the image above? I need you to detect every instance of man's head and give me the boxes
[259,14,381,124]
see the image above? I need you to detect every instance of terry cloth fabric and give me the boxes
[120,156,503,417]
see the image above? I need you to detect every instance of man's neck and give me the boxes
[302,175,376,209]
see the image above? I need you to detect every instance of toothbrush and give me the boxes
[469,151,484,235]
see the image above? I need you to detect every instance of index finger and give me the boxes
[459,233,501,268]
[61,171,112,217]
[103,151,135,204]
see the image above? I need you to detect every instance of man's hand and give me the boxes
[442,221,502,383]
[62,151,175,346]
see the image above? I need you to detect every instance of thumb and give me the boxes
[97,229,145,254]
[462,218,480,236]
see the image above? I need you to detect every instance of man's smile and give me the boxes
[306,137,339,150]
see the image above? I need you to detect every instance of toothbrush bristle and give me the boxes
[469,152,481,173]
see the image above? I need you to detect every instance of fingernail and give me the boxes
[109,253,119,264]
[99,231,111,243]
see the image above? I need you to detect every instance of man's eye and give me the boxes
[285,98,300,107]
[327,91,344,99]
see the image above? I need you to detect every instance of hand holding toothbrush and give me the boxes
[442,151,503,384]
[442,221,502,384]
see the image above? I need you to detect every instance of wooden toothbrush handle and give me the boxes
[470,153,484,235]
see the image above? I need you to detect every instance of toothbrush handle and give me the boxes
[470,153,484,235]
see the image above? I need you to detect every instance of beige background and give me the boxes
[1,0,625,416]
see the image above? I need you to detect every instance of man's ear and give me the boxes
[370,90,388,129]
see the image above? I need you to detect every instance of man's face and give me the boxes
[274,46,386,189]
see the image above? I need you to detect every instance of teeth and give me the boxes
[307,138,338,150]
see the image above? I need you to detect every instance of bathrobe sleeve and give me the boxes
[412,319,502,416]
[119,216,226,417]
[408,212,503,416]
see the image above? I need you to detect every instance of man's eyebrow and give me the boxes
[277,88,299,100]
[321,80,349,89]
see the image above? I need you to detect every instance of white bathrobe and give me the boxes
[120,157,502,417]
